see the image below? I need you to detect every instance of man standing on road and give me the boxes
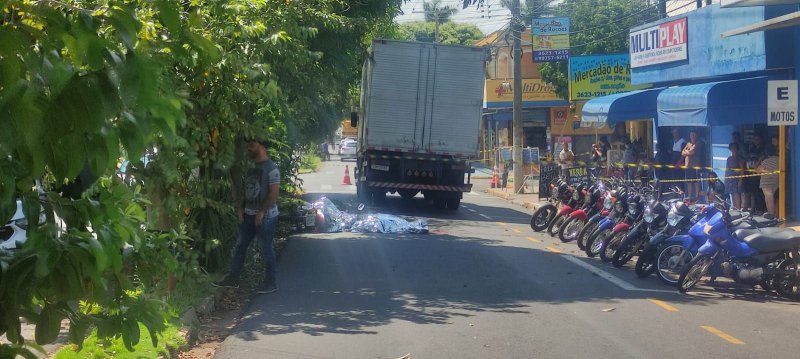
[216,139,280,294]
[558,140,574,176]
[321,141,330,161]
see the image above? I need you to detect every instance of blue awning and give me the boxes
[581,88,664,125]
[657,77,767,127]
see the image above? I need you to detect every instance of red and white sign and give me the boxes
[629,18,688,68]
[551,107,569,125]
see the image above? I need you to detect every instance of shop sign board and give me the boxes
[539,163,560,199]
[565,167,589,187]
[532,17,570,62]
[629,18,688,68]
[569,54,650,101]
[485,79,563,108]
[551,107,569,126]
[768,80,798,126]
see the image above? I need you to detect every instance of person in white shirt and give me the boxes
[558,140,574,175]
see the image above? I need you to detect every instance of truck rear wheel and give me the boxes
[446,198,461,210]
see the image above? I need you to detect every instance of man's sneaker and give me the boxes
[212,276,239,288]
[256,283,278,294]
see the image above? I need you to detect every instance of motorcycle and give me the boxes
[530,179,571,232]
[635,199,696,278]
[612,198,669,268]
[558,184,605,243]
[585,187,629,258]
[678,211,800,299]
[656,200,784,286]
[599,190,648,262]
[547,183,588,237]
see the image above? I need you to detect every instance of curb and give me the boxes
[483,188,545,211]
[179,287,226,346]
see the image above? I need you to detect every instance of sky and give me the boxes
[393,0,705,36]
[394,0,513,35]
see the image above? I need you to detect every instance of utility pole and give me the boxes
[512,0,524,193]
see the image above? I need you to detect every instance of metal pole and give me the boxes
[779,125,786,218]
[512,0,524,193]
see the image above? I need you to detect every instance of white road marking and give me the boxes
[558,255,672,293]
[468,209,477,213]
[479,214,492,220]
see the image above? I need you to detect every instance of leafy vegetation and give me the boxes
[0,0,403,356]
[53,322,187,359]
[391,21,484,45]
[536,0,660,99]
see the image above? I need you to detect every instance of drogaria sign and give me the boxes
[629,18,688,68]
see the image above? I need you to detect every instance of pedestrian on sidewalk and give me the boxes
[321,141,330,161]
[216,138,280,294]
[558,140,574,177]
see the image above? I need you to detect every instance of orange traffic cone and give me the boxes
[342,165,352,185]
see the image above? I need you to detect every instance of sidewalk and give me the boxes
[472,177,548,211]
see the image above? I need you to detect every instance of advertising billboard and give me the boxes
[532,17,570,62]
[570,54,649,101]
[629,17,688,68]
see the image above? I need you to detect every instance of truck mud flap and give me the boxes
[365,181,472,192]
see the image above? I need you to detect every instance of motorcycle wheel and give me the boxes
[558,216,584,243]
[576,221,597,251]
[547,214,565,237]
[612,234,643,268]
[601,231,626,263]
[530,204,556,232]
[635,252,656,278]
[585,228,611,258]
[656,243,694,286]
[773,260,800,300]
[678,254,714,293]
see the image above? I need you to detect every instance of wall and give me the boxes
[631,5,795,85]
[490,47,541,80]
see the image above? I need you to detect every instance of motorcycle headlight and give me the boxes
[615,202,625,213]
[667,212,684,227]
[585,194,592,203]
[572,192,580,201]
[628,205,638,215]
[604,197,613,209]
[644,211,655,223]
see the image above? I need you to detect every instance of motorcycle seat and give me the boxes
[741,230,800,253]
[733,227,788,241]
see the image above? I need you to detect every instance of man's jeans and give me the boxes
[229,214,278,284]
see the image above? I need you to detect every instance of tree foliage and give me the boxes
[424,0,458,24]
[537,0,660,99]
[391,21,484,45]
[0,0,401,356]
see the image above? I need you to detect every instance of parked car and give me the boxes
[0,199,50,251]
[340,140,357,161]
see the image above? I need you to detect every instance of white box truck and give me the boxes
[353,39,486,209]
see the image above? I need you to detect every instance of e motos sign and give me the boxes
[768,80,797,126]
[629,18,687,68]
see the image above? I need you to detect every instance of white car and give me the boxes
[0,200,38,250]
[339,140,357,161]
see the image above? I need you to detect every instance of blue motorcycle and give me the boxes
[677,211,800,299]
[655,200,783,286]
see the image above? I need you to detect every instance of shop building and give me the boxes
[583,3,800,218]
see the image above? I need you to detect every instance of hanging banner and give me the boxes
[629,17,688,68]
[531,17,570,62]
[551,107,569,126]
[569,54,650,101]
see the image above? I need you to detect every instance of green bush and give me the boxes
[53,322,187,359]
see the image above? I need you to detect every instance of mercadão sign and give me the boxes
[629,17,687,68]
[569,54,649,101]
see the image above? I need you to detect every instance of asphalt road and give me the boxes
[216,156,800,359]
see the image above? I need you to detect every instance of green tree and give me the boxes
[0,0,402,357]
[392,21,484,45]
[537,0,660,99]
[424,0,459,24]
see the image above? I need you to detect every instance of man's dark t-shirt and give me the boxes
[244,160,280,218]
